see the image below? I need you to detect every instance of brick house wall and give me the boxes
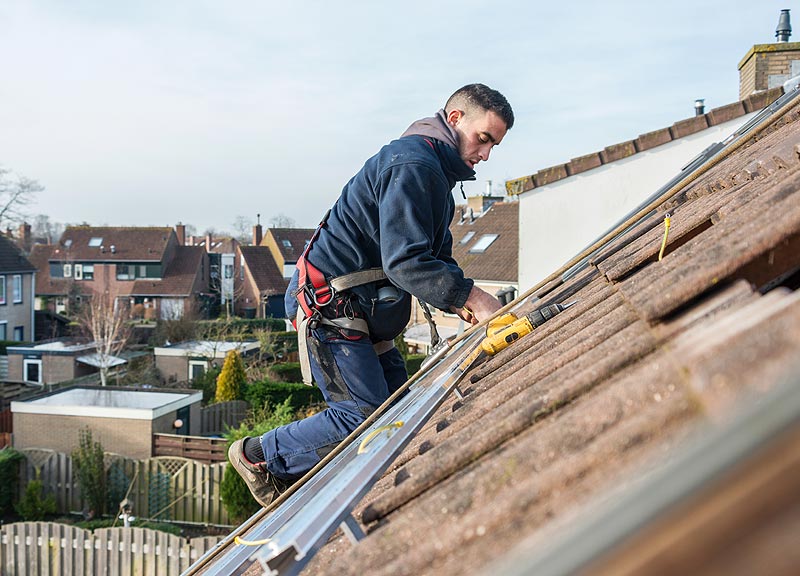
[13,412,155,459]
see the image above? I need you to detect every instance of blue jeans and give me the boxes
[258,326,407,481]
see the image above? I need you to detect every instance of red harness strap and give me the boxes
[294,210,332,328]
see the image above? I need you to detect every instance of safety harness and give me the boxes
[294,211,392,385]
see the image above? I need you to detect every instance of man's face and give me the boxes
[448,108,508,169]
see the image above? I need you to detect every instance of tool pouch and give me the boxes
[351,282,411,343]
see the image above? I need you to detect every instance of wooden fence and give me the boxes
[0,522,222,575]
[200,400,248,435]
[152,434,227,464]
[20,449,232,526]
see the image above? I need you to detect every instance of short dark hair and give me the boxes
[445,83,514,130]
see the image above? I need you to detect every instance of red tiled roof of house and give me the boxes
[28,244,92,296]
[280,91,800,575]
[449,201,518,283]
[130,246,205,296]
[268,228,315,263]
[57,226,175,261]
[240,246,287,296]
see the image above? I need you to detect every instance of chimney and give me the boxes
[776,9,792,42]
[739,9,800,99]
[206,233,213,252]
[175,222,186,245]
[18,222,31,252]
[694,98,705,116]
[253,213,263,246]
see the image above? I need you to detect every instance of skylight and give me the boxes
[282,240,292,248]
[468,234,499,254]
[88,237,103,247]
[459,231,476,245]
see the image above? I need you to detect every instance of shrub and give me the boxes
[215,350,247,402]
[0,448,24,514]
[220,400,296,522]
[244,380,323,413]
[192,364,221,404]
[406,354,427,376]
[72,428,107,519]
[15,475,57,521]
[268,362,302,384]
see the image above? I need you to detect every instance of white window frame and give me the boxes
[12,275,22,303]
[24,359,43,384]
[468,234,500,254]
[189,360,207,381]
[74,264,83,280]
[0,276,5,305]
[63,264,72,278]
[88,237,103,247]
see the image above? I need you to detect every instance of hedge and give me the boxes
[269,362,302,383]
[244,380,323,413]
[0,448,24,515]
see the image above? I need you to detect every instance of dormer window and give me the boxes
[88,237,103,247]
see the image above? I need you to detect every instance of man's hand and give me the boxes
[450,285,502,324]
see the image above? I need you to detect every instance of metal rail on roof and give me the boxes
[184,329,486,576]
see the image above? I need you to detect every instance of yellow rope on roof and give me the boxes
[658,213,672,262]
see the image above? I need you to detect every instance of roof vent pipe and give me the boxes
[776,9,791,42]
[694,98,705,116]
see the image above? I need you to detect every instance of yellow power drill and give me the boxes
[458,301,577,372]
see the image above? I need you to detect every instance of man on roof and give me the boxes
[229,83,514,505]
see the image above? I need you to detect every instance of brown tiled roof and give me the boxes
[240,246,287,296]
[57,226,174,261]
[130,246,205,296]
[28,244,91,296]
[291,92,800,574]
[268,228,314,263]
[188,236,238,253]
[505,87,785,196]
[450,201,518,283]
[0,234,36,274]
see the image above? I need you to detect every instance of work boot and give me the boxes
[228,437,280,507]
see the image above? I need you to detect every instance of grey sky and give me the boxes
[0,1,786,233]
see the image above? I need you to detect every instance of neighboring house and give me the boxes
[6,339,124,385]
[11,386,201,459]
[0,234,36,342]
[153,340,260,384]
[236,245,289,318]
[405,197,519,353]
[265,28,800,576]
[30,225,210,320]
[262,228,315,279]
[506,33,799,289]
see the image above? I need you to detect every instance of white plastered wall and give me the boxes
[518,114,757,289]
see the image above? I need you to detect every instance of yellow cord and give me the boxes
[357,421,404,454]
[234,535,272,546]
[658,213,671,261]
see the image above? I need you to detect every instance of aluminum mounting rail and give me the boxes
[187,329,485,576]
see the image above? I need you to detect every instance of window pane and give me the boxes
[468,234,499,254]
[0,277,5,304]
[12,276,21,303]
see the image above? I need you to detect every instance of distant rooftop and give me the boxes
[11,387,201,420]
[153,339,260,358]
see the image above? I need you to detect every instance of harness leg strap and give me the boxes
[297,306,314,386]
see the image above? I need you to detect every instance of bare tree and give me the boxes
[232,215,253,244]
[0,166,43,229]
[32,214,64,244]
[269,213,296,228]
[78,293,132,386]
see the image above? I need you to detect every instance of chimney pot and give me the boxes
[776,9,792,42]
[694,98,705,116]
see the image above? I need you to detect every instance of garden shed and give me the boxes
[6,339,126,385]
[11,386,201,459]
[153,340,259,384]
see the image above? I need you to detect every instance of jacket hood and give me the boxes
[401,109,475,182]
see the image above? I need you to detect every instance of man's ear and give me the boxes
[446,109,463,126]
